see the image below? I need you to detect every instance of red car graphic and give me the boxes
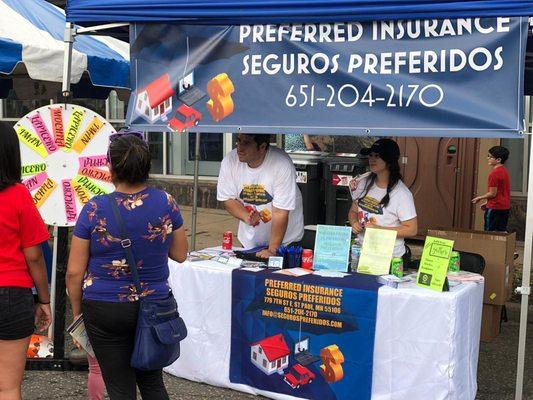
[283,364,315,389]
[168,104,201,133]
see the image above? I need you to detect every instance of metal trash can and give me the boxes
[323,153,368,226]
[289,152,327,226]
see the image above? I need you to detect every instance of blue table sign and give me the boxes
[313,225,352,272]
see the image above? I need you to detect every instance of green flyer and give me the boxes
[357,228,397,275]
[416,236,455,292]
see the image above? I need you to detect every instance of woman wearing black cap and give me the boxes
[348,138,417,260]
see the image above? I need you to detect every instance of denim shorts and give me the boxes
[0,287,35,340]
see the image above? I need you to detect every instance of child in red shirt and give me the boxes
[472,146,511,232]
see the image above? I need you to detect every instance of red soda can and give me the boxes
[301,249,314,269]
[222,231,233,250]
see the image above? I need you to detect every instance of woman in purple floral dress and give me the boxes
[66,131,188,400]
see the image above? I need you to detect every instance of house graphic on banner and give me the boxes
[250,334,290,375]
[135,73,174,123]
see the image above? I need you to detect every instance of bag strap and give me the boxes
[107,194,143,296]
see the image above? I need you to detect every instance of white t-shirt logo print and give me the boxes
[239,184,273,205]
[358,196,384,215]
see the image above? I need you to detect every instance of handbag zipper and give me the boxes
[156,309,177,317]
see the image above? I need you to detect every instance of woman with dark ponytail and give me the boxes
[348,138,417,259]
[67,129,188,399]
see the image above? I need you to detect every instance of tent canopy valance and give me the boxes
[66,0,533,24]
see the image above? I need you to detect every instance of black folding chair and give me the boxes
[457,251,486,275]
[302,228,317,250]
[403,244,413,269]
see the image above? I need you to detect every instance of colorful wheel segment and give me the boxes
[16,104,116,227]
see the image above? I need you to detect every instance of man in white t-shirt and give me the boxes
[217,133,304,258]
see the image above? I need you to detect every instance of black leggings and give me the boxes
[82,299,169,400]
[484,208,510,232]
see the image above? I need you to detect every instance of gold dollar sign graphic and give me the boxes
[319,344,345,383]
[206,73,235,122]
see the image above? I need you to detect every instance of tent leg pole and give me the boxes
[53,227,69,361]
[48,226,59,339]
[191,132,201,251]
[515,135,533,400]
[62,22,74,97]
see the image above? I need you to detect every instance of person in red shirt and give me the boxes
[0,125,51,399]
[472,146,511,232]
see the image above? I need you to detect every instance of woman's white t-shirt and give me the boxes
[351,176,417,257]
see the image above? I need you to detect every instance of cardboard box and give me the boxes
[480,303,502,342]
[427,229,515,305]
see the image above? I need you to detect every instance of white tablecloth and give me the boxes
[165,258,483,400]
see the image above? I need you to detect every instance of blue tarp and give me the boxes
[66,0,533,24]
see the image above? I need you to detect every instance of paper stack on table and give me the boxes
[187,251,215,262]
[241,261,267,268]
[313,270,349,278]
[447,271,484,283]
[273,268,313,277]
[377,274,412,288]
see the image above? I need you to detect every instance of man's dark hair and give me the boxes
[109,135,151,184]
[248,134,270,150]
[489,146,510,164]
[0,123,22,191]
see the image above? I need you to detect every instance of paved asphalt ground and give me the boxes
[21,207,533,399]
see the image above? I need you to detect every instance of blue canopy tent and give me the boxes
[66,0,533,24]
[65,1,532,399]
[0,0,129,99]
[64,0,533,97]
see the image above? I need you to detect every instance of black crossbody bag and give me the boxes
[108,194,187,370]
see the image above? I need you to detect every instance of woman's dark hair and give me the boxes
[360,157,402,208]
[0,124,22,191]
[108,134,151,185]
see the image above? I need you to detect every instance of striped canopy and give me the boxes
[0,0,129,90]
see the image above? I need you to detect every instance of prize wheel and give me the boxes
[15,104,116,227]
